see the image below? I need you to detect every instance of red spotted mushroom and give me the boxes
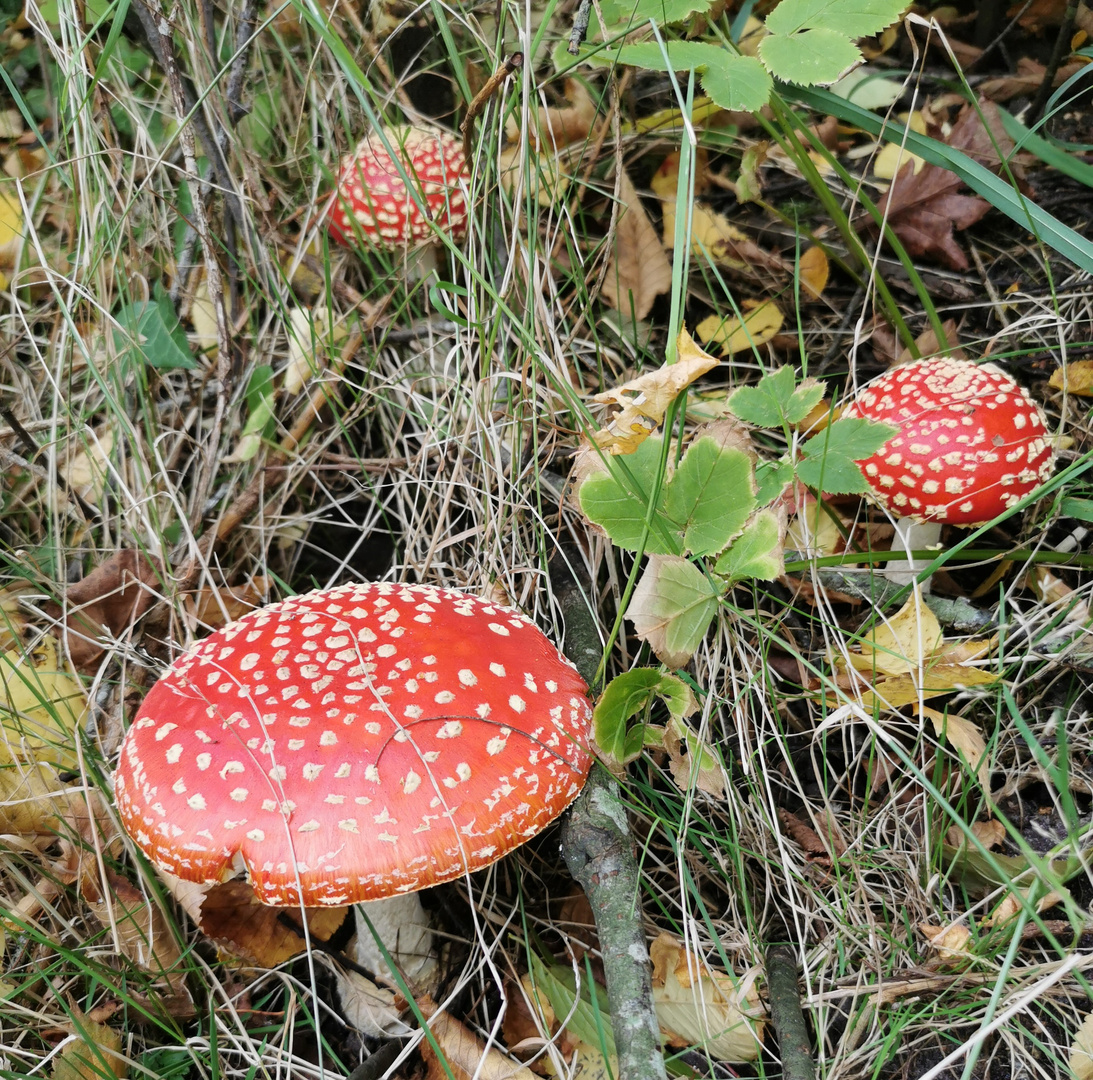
[114,582,594,913]
[328,125,469,251]
[843,357,1056,585]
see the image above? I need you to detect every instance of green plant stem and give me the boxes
[553,568,668,1080]
[766,944,816,1080]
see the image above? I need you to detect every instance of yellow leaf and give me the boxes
[498,144,572,206]
[190,277,219,354]
[1069,1012,1093,1080]
[922,705,989,791]
[848,592,943,676]
[50,1014,126,1080]
[590,327,719,453]
[798,245,829,299]
[873,111,928,179]
[1049,360,1093,397]
[737,15,766,57]
[283,306,324,396]
[695,300,783,356]
[62,428,115,508]
[0,634,85,770]
[848,664,1001,711]
[0,187,23,265]
[919,922,972,965]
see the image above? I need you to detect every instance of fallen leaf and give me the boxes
[873,111,929,180]
[896,318,964,365]
[47,551,163,670]
[0,187,22,266]
[589,327,719,453]
[1050,360,1093,396]
[1069,1011,1093,1080]
[696,300,784,355]
[284,306,325,395]
[873,100,1014,270]
[663,717,725,798]
[777,808,833,865]
[848,592,943,677]
[649,933,764,1061]
[507,78,598,152]
[189,577,270,629]
[981,886,1062,929]
[626,555,720,669]
[600,168,673,320]
[189,276,218,354]
[498,143,574,205]
[662,200,784,271]
[50,1012,126,1080]
[922,705,989,791]
[980,56,1088,103]
[62,427,115,507]
[798,245,829,299]
[919,922,973,965]
[421,1009,540,1079]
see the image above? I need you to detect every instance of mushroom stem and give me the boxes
[883,517,942,592]
[352,894,438,991]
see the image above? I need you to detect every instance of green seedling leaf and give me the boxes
[797,417,897,494]
[594,668,697,767]
[728,366,825,428]
[755,459,794,505]
[627,556,721,668]
[1062,496,1093,523]
[665,438,757,555]
[615,43,772,113]
[530,954,616,1057]
[114,286,197,371]
[239,91,277,158]
[763,0,905,39]
[759,28,860,87]
[230,364,276,462]
[713,510,784,583]
[602,0,713,26]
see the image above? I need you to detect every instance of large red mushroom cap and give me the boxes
[114,583,593,906]
[843,358,1056,526]
[328,125,469,248]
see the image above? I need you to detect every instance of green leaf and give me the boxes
[727,366,825,427]
[796,417,897,494]
[759,27,861,86]
[755,459,794,506]
[713,510,784,583]
[627,556,722,668]
[578,437,677,554]
[113,288,197,371]
[616,43,772,113]
[231,364,277,462]
[239,91,277,158]
[1062,497,1093,522]
[530,955,616,1057]
[594,669,696,767]
[764,0,905,38]
[665,438,756,555]
[603,0,713,26]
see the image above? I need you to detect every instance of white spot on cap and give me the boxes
[509,695,526,713]
[490,663,506,677]
[240,653,260,671]
[403,770,421,794]
[437,720,463,738]
[489,623,510,636]
[458,669,477,686]
[187,794,206,810]
[166,744,183,764]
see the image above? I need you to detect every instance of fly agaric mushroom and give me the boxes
[843,357,1056,584]
[328,125,469,250]
[113,581,593,908]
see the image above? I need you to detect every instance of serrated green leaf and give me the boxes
[603,0,713,26]
[665,439,756,556]
[627,556,721,668]
[764,0,905,38]
[595,669,696,767]
[615,44,772,113]
[797,417,897,494]
[713,510,784,583]
[759,27,861,86]
[728,366,824,427]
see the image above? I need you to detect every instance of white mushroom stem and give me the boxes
[352,893,439,991]
[883,517,942,591]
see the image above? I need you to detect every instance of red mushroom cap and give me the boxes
[328,125,469,248]
[843,358,1055,526]
[114,582,593,906]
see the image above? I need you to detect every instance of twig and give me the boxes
[766,944,816,1080]
[460,53,522,163]
[1026,0,1080,126]
[569,0,593,54]
[553,566,668,1080]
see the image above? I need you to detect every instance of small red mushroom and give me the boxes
[328,125,469,249]
[843,357,1056,584]
[114,582,593,907]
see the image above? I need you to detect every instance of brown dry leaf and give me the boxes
[498,143,574,206]
[590,327,719,453]
[649,933,764,1062]
[696,300,784,356]
[190,577,270,630]
[1069,1012,1093,1080]
[919,922,973,965]
[982,887,1063,929]
[50,1012,127,1080]
[1050,359,1093,396]
[162,875,348,966]
[874,100,1013,270]
[48,551,163,670]
[663,718,725,798]
[798,246,829,299]
[896,318,965,366]
[600,169,672,320]
[921,705,989,791]
[980,56,1088,103]
[945,817,1007,849]
[422,1010,539,1080]
[777,808,833,866]
[508,79,598,152]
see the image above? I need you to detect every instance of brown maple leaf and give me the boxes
[874,100,1015,271]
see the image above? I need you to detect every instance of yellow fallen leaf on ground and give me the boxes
[189,276,218,353]
[919,922,973,965]
[921,705,989,791]
[1069,1012,1093,1080]
[1049,360,1093,396]
[0,187,22,265]
[590,327,719,453]
[50,1013,127,1080]
[507,78,597,152]
[848,592,943,676]
[63,427,115,508]
[798,245,829,299]
[696,300,783,355]
[663,201,785,271]
[873,112,928,179]
[601,168,673,321]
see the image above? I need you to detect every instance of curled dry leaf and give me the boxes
[649,933,764,1062]
[798,245,829,299]
[695,300,784,356]
[189,577,270,630]
[918,922,973,965]
[421,1009,539,1080]
[589,327,719,454]
[159,874,348,967]
[47,550,163,671]
[62,428,115,508]
[1049,360,1093,397]
[663,717,725,798]
[600,168,672,321]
